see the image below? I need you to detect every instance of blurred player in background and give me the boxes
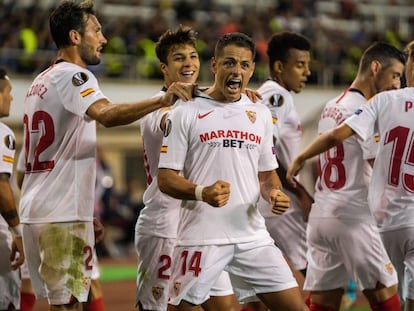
[287,41,406,311]
[244,31,312,311]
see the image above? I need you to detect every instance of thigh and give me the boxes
[135,234,176,310]
[169,245,233,306]
[340,223,397,291]
[304,219,349,291]
[228,237,298,304]
[23,222,95,305]
[382,227,414,300]
[265,208,307,271]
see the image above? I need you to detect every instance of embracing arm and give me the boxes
[87,82,196,127]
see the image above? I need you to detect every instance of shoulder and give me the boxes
[0,122,15,151]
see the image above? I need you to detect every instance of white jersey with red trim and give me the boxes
[19,61,107,223]
[256,80,293,141]
[312,89,377,221]
[158,93,277,246]
[257,82,302,218]
[0,122,15,242]
[135,90,180,238]
[345,87,414,231]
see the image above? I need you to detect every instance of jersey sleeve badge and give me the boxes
[72,72,89,86]
[269,94,284,107]
[3,134,15,150]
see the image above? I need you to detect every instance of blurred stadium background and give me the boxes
[4,1,408,309]
[3,0,414,194]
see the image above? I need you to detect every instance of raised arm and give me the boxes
[286,122,355,187]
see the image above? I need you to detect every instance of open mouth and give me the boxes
[226,79,242,90]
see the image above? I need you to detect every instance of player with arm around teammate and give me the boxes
[18,2,195,311]
[157,32,307,311]
[135,25,237,311]
[287,42,409,311]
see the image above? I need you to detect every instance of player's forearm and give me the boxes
[259,170,282,202]
[88,97,165,127]
[158,168,198,201]
[0,181,20,227]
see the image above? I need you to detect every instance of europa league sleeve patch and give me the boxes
[3,135,15,150]
[269,94,284,107]
[72,72,89,86]
[163,118,172,137]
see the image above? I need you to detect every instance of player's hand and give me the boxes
[161,82,197,106]
[203,180,230,207]
[286,157,306,188]
[243,88,262,103]
[93,218,105,243]
[10,235,24,270]
[269,188,290,215]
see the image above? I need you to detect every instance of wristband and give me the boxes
[195,185,205,201]
[10,224,22,236]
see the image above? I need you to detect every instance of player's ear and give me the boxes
[160,63,168,75]
[370,60,381,75]
[69,29,81,45]
[210,57,217,75]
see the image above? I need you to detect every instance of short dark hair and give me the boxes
[49,0,95,49]
[155,25,198,64]
[359,42,406,72]
[214,32,256,60]
[0,67,9,92]
[267,31,310,69]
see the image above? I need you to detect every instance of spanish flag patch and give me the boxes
[160,145,168,153]
[2,155,14,163]
[80,88,95,97]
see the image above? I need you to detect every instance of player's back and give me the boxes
[20,62,106,224]
[313,89,375,221]
[366,88,414,230]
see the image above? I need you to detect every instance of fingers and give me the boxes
[166,82,197,103]
[269,188,290,215]
[205,180,230,207]
[10,237,25,270]
[244,89,262,103]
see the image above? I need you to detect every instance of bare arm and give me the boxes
[0,174,24,269]
[287,122,355,186]
[87,82,196,127]
[259,170,290,215]
[158,168,230,207]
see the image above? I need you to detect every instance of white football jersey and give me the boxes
[257,80,303,218]
[256,80,293,141]
[135,90,181,238]
[158,93,277,246]
[19,61,107,223]
[0,122,15,241]
[346,87,414,230]
[312,89,377,221]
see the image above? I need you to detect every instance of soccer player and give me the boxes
[256,30,312,298]
[286,41,406,311]
[18,1,195,310]
[157,32,307,311]
[135,25,236,311]
[0,67,24,311]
